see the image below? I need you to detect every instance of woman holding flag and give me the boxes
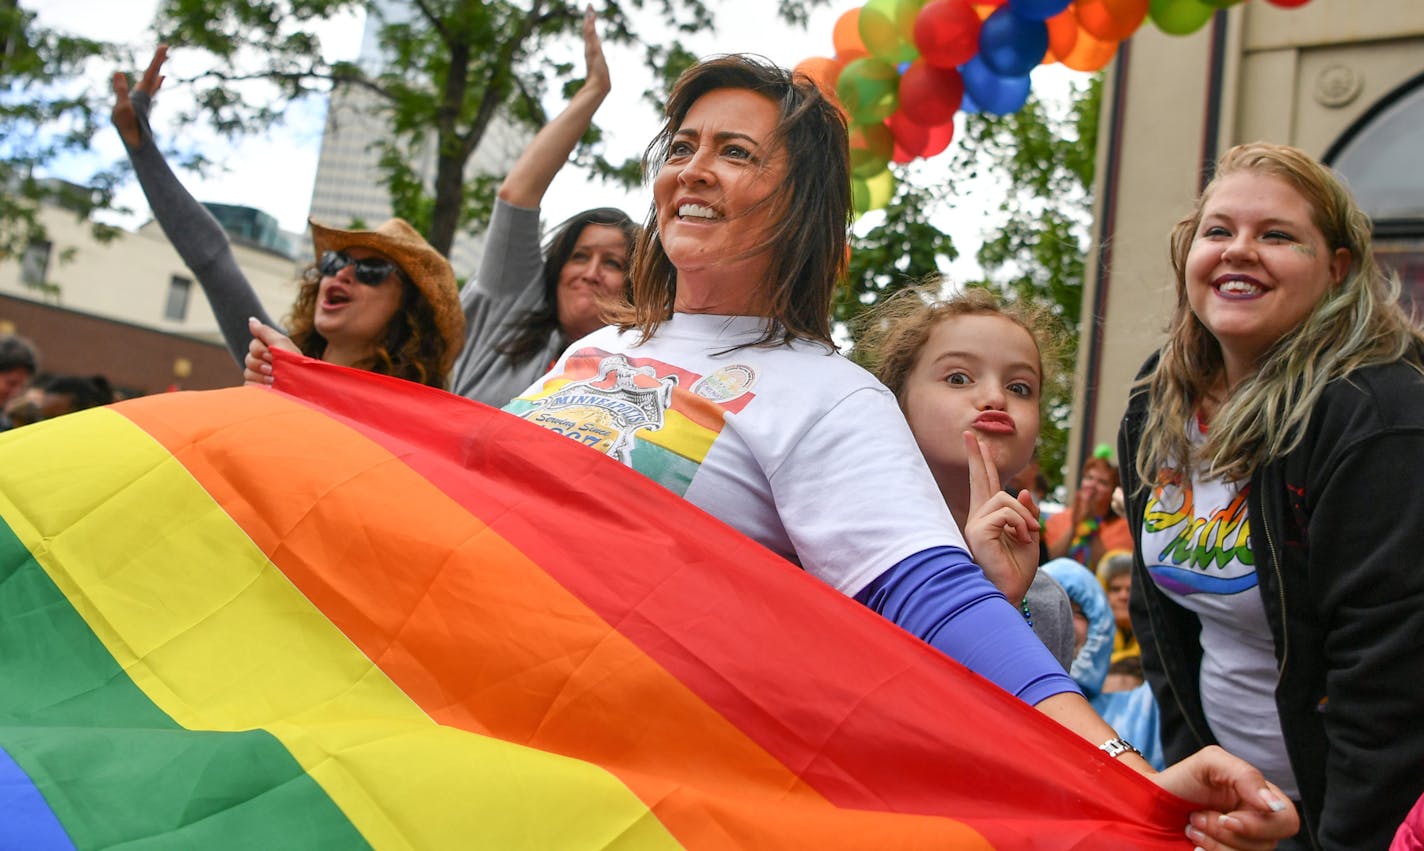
[507,52,1296,850]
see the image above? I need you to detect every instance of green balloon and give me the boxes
[849,122,895,179]
[1199,0,1241,7]
[851,168,895,218]
[1149,0,1216,34]
[836,57,901,125]
[860,0,921,65]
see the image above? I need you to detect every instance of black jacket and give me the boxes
[1119,351,1424,851]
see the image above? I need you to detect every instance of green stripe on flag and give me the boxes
[0,516,372,850]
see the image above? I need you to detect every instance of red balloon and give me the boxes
[1264,0,1312,5]
[914,0,982,69]
[887,110,956,162]
[897,61,965,127]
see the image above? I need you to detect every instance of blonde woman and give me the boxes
[1119,142,1424,850]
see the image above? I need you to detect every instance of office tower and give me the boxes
[307,1,525,278]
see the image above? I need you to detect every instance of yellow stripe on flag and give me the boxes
[0,408,680,851]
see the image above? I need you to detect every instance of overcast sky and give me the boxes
[38,0,1082,282]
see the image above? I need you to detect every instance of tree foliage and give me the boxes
[149,0,831,256]
[0,0,129,263]
[838,172,958,329]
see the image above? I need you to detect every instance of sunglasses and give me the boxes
[318,250,400,285]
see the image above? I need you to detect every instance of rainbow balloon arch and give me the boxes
[795,0,1315,214]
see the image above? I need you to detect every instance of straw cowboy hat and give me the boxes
[308,217,466,374]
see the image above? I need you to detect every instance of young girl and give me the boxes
[859,289,1054,582]
[858,287,1074,661]
[861,286,1170,767]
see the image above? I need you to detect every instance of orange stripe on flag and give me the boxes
[117,387,996,848]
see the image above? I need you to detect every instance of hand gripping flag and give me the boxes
[0,351,1195,849]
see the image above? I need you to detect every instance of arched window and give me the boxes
[1326,73,1424,314]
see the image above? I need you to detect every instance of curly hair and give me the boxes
[284,262,452,388]
[609,54,851,349]
[496,207,638,365]
[856,285,1069,412]
[1135,142,1424,486]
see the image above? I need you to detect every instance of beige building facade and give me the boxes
[1070,0,1424,475]
[0,202,302,391]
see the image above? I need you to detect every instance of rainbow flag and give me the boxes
[0,351,1192,849]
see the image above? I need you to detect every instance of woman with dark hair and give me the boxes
[505,54,1298,848]
[111,47,465,388]
[448,7,637,406]
[1120,142,1424,849]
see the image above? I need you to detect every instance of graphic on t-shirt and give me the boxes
[516,355,676,464]
[1142,471,1256,597]
[506,348,757,496]
[691,364,757,404]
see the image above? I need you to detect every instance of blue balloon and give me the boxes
[1007,0,1073,21]
[960,90,980,114]
[978,7,1049,78]
[960,56,1031,115]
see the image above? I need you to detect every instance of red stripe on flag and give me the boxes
[266,353,1194,847]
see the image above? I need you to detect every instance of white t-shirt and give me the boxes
[1140,424,1300,798]
[505,313,965,596]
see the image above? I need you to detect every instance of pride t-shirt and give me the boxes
[1140,424,1299,798]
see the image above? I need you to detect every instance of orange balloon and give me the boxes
[794,56,848,118]
[1046,7,1079,60]
[833,8,869,57]
[973,3,998,20]
[795,56,841,94]
[1075,0,1148,42]
[1058,19,1119,71]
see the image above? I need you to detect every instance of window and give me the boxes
[164,275,192,321]
[1327,74,1424,314]
[20,240,51,288]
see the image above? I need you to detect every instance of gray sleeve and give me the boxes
[449,199,557,404]
[120,90,278,365]
[466,198,545,307]
[1026,571,1076,673]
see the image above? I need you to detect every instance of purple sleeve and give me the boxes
[855,545,1081,705]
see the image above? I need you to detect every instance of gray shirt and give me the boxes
[1026,570,1075,673]
[448,199,567,407]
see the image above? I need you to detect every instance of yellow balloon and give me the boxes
[852,168,897,216]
